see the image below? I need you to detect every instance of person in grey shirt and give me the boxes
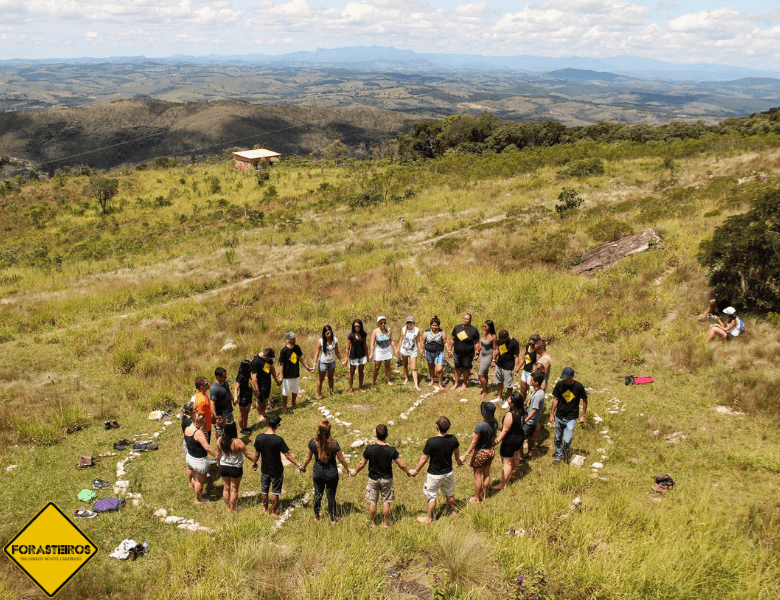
[210,367,236,438]
[522,371,546,459]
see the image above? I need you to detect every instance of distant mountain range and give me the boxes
[3,46,780,83]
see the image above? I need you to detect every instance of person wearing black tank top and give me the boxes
[343,319,369,394]
[183,412,218,505]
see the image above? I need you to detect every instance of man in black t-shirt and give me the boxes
[251,348,281,424]
[494,329,520,403]
[409,416,465,523]
[548,367,588,465]
[352,424,410,528]
[209,367,235,438]
[279,332,314,413]
[447,314,480,391]
[251,415,302,515]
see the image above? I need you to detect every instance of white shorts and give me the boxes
[281,378,300,396]
[423,471,456,501]
[400,347,418,358]
[521,370,533,385]
[374,346,393,362]
[349,356,368,367]
[186,454,208,476]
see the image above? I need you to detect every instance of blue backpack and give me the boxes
[94,498,125,512]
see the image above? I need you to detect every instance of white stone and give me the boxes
[600,430,609,434]
[351,440,366,449]
[592,462,604,469]
[221,342,238,352]
[593,416,603,423]
[164,421,172,425]
[460,398,468,403]
[387,421,394,426]
[153,508,168,518]
[132,499,142,507]
[187,524,200,532]
[400,414,408,420]
[153,432,161,437]
[166,516,185,524]
[6,465,18,472]
[572,497,582,506]
[570,455,586,468]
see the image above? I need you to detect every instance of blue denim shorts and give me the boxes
[318,361,336,372]
[425,350,445,365]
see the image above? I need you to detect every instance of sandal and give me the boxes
[111,420,120,429]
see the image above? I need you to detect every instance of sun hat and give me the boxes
[480,401,496,421]
[560,366,576,380]
[723,307,736,315]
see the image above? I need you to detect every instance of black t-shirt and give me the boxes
[254,433,290,478]
[451,325,479,356]
[363,443,400,480]
[210,381,233,418]
[279,345,303,379]
[552,380,588,420]
[496,338,520,370]
[348,332,367,360]
[474,420,498,450]
[308,438,341,477]
[422,434,460,476]
[251,355,273,389]
[522,346,537,373]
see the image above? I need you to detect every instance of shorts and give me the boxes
[261,473,283,496]
[256,386,271,403]
[500,437,524,458]
[349,356,368,367]
[400,346,418,358]
[423,471,456,501]
[186,454,208,476]
[238,392,253,408]
[282,378,300,396]
[318,361,336,372]
[365,478,395,503]
[425,350,445,365]
[374,346,393,362]
[521,370,533,385]
[469,448,495,469]
[522,419,541,438]
[726,332,736,341]
[220,465,243,479]
[494,367,514,387]
[453,352,474,370]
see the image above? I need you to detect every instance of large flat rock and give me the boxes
[572,229,661,275]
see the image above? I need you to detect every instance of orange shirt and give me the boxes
[195,391,211,432]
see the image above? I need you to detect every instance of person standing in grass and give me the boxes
[522,372,546,460]
[447,313,480,391]
[313,325,342,400]
[477,320,498,398]
[216,421,254,513]
[371,316,394,386]
[210,367,236,439]
[462,402,498,503]
[301,420,354,523]
[409,416,465,523]
[343,318,369,394]
[534,339,552,389]
[519,334,541,401]
[351,424,411,528]
[194,376,213,444]
[233,359,254,436]
[279,332,314,413]
[396,316,421,390]
[549,367,588,465]
[492,391,525,490]
[494,329,520,405]
[422,316,446,390]
[184,411,218,505]
[251,348,280,424]
[251,415,302,516]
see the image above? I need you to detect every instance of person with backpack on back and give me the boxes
[234,359,254,436]
[707,306,745,342]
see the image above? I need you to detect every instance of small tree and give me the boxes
[698,189,780,311]
[87,177,119,214]
[555,187,583,214]
[323,140,349,161]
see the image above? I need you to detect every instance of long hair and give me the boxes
[315,420,335,463]
[322,324,334,352]
[484,320,496,336]
[220,421,238,455]
[510,391,525,420]
[351,319,366,340]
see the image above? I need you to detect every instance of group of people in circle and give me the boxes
[178,313,589,525]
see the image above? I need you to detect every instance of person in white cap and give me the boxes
[396,316,421,390]
[707,306,745,341]
[371,316,394,386]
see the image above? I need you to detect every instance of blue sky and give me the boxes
[1,0,778,67]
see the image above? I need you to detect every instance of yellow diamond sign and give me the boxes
[4,502,98,597]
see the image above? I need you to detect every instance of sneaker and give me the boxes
[501,401,509,409]
[240,428,252,436]
[73,508,98,519]
[92,479,111,490]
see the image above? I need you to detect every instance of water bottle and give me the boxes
[142,540,148,555]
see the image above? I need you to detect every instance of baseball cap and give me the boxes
[560,366,576,380]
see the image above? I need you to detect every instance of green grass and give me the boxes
[1,140,780,598]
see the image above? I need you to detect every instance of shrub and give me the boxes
[348,189,383,209]
[698,188,780,312]
[208,176,221,194]
[435,237,461,254]
[555,187,583,214]
[257,170,271,186]
[587,217,633,244]
[556,158,605,179]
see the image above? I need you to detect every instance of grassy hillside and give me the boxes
[1,132,779,599]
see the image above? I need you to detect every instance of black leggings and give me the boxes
[312,472,339,521]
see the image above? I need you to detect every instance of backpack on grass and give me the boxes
[94,498,125,513]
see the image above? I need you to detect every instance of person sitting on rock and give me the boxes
[707,306,745,341]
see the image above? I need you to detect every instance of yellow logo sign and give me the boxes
[4,502,98,597]
[563,390,576,403]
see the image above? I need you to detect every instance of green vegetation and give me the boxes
[1,116,779,599]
